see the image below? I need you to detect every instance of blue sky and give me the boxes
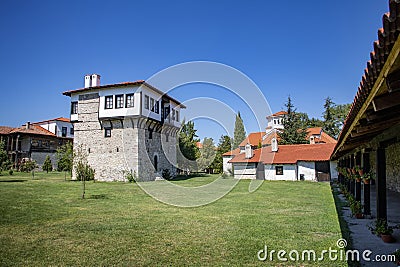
[0,0,388,142]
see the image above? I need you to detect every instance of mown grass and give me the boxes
[0,172,346,266]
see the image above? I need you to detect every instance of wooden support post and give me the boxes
[355,152,362,201]
[376,147,387,221]
[363,152,371,215]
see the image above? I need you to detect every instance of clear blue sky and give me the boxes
[0,0,388,142]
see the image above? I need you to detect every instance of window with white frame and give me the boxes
[115,95,124,109]
[155,101,159,114]
[105,96,113,109]
[144,95,149,109]
[126,94,134,108]
[150,98,155,112]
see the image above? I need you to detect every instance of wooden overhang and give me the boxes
[332,0,400,160]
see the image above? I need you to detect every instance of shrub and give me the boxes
[124,170,137,183]
[221,172,228,179]
[162,169,172,180]
[19,159,37,172]
[8,169,13,175]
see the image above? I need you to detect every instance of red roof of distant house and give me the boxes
[62,80,186,108]
[10,124,56,137]
[229,143,336,164]
[222,148,241,157]
[196,142,203,149]
[0,126,15,135]
[239,132,264,147]
[267,111,287,118]
[32,117,71,125]
[307,127,322,135]
[306,127,337,144]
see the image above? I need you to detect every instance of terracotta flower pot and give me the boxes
[356,178,361,182]
[381,234,396,243]
[355,213,364,219]
[358,170,364,176]
[363,179,370,184]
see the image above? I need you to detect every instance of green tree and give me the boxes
[323,97,337,138]
[298,112,323,128]
[322,97,351,139]
[211,135,232,174]
[233,112,246,149]
[42,155,53,173]
[279,96,308,145]
[177,120,200,174]
[74,145,95,199]
[0,140,11,174]
[56,142,73,179]
[196,137,216,172]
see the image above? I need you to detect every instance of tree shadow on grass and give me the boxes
[0,179,27,183]
[172,173,209,181]
[87,194,108,199]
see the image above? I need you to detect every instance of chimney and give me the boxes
[271,138,278,152]
[84,74,91,88]
[25,122,30,130]
[310,136,315,144]
[245,143,253,159]
[91,74,101,87]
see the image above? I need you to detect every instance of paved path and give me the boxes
[337,184,400,266]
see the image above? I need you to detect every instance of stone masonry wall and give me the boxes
[73,92,178,182]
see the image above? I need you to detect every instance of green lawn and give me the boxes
[0,172,346,266]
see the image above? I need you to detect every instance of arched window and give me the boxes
[154,155,158,171]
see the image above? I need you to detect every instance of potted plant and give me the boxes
[369,219,396,243]
[350,200,363,219]
[391,249,400,266]
[362,171,375,184]
[354,165,363,176]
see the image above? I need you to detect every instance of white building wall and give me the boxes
[99,86,141,118]
[264,164,297,181]
[330,161,338,179]
[233,163,257,179]
[297,161,316,181]
[223,156,234,174]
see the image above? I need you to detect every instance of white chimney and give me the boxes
[84,74,91,88]
[25,122,30,130]
[271,138,278,152]
[91,74,101,87]
[310,136,315,144]
[245,143,253,159]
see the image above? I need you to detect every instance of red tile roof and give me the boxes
[239,132,264,147]
[32,117,71,125]
[222,148,241,157]
[307,127,322,135]
[229,143,336,164]
[267,111,287,118]
[10,124,56,137]
[62,80,186,108]
[334,0,400,157]
[196,142,203,149]
[0,126,15,135]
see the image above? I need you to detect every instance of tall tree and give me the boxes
[196,137,216,172]
[233,112,246,148]
[56,142,73,180]
[0,140,11,174]
[177,120,200,173]
[322,97,337,138]
[211,135,232,173]
[298,112,323,128]
[279,96,308,145]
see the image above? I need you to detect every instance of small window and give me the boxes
[276,166,283,175]
[115,95,124,109]
[155,101,159,114]
[71,102,78,114]
[105,96,113,109]
[171,109,175,121]
[176,110,179,122]
[149,129,153,139]
[105,127,111,138]
[150,98,155,112]
[166,134,169,142]
[144,95,149,110]
[70,127,74,135]
[62,127,67,137]
[126,94,134,108]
